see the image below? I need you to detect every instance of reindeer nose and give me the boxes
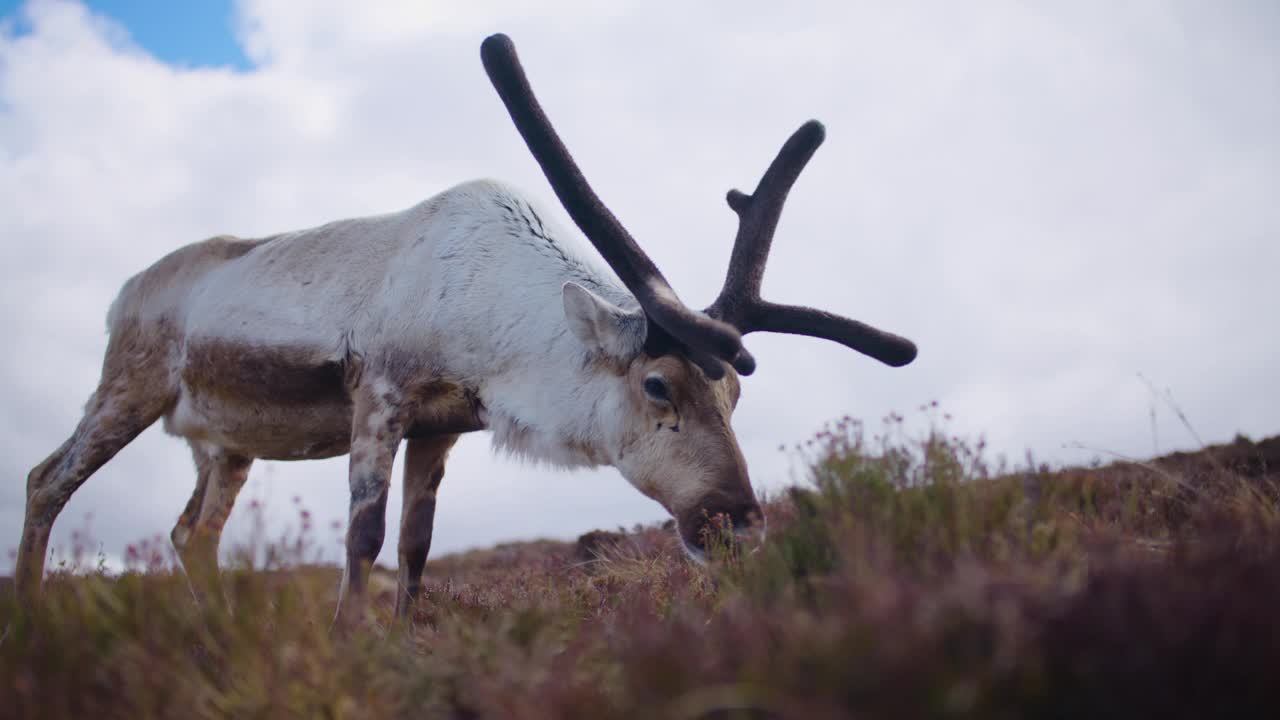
[678,497,764,554]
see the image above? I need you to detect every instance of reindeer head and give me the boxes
[481,34,917,559]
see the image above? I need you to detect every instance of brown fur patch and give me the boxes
[405,380,485,436]
[182,340,347,406]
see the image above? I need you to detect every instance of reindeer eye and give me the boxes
[643,376,671,403]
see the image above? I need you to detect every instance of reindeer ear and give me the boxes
[562,282,645,360]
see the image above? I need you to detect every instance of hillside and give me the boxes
[2,424,1278,719]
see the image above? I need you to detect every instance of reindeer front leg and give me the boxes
[395,433,460,619]
[334,381,408,629]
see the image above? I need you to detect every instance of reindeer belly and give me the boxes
[164,340,354,460]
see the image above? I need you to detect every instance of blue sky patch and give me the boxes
[1,0,253,70]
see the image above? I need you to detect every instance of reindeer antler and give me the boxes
[481,33,742,379]
[482,34,915,376]
[705,121,917,369]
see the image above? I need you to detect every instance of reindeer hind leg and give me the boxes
[17,402,166,593]
[15,326,175,604]
[171,442,253,604]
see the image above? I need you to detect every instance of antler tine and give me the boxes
[709,120,826,328]
[481,34,742,379]
[741,302,917,367]
[707,121,918,369]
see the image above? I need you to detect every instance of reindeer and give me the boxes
[15,34,916,622]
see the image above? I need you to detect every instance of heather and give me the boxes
[2,415,1278,719]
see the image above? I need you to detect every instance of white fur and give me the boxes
[170,180,639,468]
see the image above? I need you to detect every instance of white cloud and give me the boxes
[2,0,1277,569]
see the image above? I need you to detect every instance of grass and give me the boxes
[2,413,1278,719]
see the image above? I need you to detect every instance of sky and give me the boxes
[1,0,1277,571]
